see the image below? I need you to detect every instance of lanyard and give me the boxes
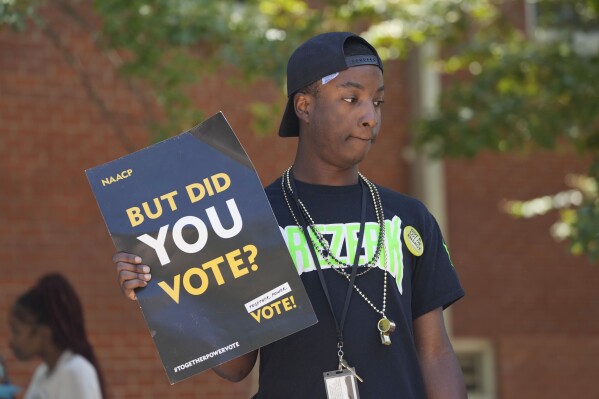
[288,173,368,346]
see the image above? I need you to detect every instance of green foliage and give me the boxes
[250,100,284,137]
[415,0,599,262]
[343,0,498,59]
[91,0,503,140]
[92,0,327,140]
[502,175,599,261]
[416,38,599,158]
[565,200,599,261]
[417,3,599,156]
[0,0,40,30]
[547,176,599,263]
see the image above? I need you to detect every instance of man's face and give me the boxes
[299,64,384,171]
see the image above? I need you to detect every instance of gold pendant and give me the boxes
[377,317,396,346]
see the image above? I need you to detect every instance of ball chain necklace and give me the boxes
[282,167,385,276]
[281,167,396,345]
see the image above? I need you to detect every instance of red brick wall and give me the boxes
[447,151,599,398]
[0,2,409,399]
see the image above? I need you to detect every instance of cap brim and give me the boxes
[278,96,299,137]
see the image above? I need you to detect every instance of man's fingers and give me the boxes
[112,252,142,265]
[118,270,151,301]
[117,268,151,284]
[122,277,148,291]
[113,251,151,301]
[116,261,150,276]
[121,279,142,301]
[126,290,137,301]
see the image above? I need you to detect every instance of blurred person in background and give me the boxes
[7,273,106,399]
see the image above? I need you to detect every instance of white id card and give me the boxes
[323,369,360,399]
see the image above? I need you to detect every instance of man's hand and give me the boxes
[113,252,152,300]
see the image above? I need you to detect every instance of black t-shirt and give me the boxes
[253,178,464,399]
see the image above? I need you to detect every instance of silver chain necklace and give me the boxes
[281,168,396,345]
[281,167,386,276]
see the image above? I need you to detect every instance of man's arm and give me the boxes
[413,307,467,399]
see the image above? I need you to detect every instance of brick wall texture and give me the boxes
[1,1,598,399]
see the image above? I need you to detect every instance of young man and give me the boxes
[114,32,466,398]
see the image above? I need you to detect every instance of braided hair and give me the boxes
[13,273,107,398]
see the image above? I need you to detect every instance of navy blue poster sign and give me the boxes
[86,112,317,384]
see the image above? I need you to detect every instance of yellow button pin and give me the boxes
[403,226,424,256]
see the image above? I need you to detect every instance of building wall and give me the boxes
[447,151,599,399]
[0,2,409,399]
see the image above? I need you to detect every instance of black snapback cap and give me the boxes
[278,32,384,137]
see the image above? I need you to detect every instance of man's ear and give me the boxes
[294,92,311,124]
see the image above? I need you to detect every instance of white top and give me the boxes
[24,350,101,399]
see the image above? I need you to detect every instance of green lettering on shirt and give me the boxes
[282,217,405,294]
